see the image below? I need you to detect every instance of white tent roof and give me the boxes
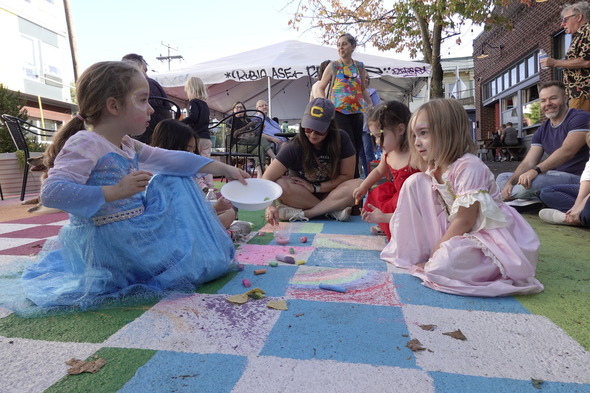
[152,40,430,122]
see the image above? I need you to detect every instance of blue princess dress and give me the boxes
[11,131,234,314]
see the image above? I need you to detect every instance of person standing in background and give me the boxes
[360,75,382,177]
[316,33,373,178]
[540,1,590,112]
[184,77,214,189]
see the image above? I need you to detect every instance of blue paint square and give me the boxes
[119,351,247,393]
[270,233,316,246]
[393,274,530,313]
[430,371,590,393]
[309,249,386,271]
[260,299,418,368]
[220,264,298,297]
[315,215,373,235]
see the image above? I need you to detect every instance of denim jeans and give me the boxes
[539,183,590,226]
[496,170,581,200]
[359,132,375,177]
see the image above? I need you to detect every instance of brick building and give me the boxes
[474,0,571,144]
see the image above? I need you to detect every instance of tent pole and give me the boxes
[426,76,431,102]
[267,76,272,117]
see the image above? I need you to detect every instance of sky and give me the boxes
[68,0,483,75]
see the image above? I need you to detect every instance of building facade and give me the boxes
[474,0,570,143]
[0,0,76,130]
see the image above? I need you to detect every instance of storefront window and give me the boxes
[522,85,541,128]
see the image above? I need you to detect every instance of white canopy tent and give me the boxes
[152,40,430,122]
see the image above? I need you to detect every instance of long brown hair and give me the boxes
[295,120,341,180]
[45,61,142,169]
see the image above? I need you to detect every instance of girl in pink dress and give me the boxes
[381,99,543,297]
[352,101,419,240]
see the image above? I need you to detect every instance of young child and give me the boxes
[12,61,249,314]
[352,101,420,239]
[150,119,251,240]
[184,76,214,188]
[381,99,544,297]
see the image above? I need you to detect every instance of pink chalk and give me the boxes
[275,253,296,264]
[242,279,251,287]
[300,236,308,243]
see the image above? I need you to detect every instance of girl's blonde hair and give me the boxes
[184,77,208,101]
[367,100,411,153]
[408,99,477,170]
[45,61,143,169]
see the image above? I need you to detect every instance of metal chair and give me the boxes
[135,96,182,143]
[210,109,267,177]
[1,114,56,201]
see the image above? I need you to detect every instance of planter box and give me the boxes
[0,152,43,199]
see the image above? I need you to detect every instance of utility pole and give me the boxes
[156,42,183,71]
[63,0,79,80]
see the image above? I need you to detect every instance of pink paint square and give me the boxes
[235,244,315,266]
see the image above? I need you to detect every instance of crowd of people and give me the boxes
[8,19,590,316]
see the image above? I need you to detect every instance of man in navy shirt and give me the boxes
[496,81,590,206]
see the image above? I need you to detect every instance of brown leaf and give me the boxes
[442,329,467,340]
[65,357,106,375]
[419,324,436,331]
[406,338,427,352]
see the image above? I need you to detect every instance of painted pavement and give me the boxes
[0,212,589,393]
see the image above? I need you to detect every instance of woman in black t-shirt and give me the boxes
[263,98,362,224]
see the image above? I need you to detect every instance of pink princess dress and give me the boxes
[381,154,544,297]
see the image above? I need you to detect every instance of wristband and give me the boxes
[313,182,321,193]
[533,166,542,174]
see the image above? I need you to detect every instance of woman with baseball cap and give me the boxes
[263,98,362,224]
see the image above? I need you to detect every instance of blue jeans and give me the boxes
[359,132,375,177]
[539,183,590,226]
[496,170,581,200]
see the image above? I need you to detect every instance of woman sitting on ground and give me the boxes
[263,98,362,224]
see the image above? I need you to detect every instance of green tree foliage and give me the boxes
[0,84,28,153]
[289,0,526,98]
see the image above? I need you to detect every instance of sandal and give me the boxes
[370,225,386,236]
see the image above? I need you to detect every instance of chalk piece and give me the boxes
[237,263,245,271]
[300,236,307,243]
[258,232,265,236]
[276,254,296,264]
[319,283,347,293]
[289,247,295,254]
[242,279,251,288]
[254,269,267,275]
[269,261,278,267]
[295,260,306,265]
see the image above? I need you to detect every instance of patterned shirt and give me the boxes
[329,61,365,114]
[564,22,590,99]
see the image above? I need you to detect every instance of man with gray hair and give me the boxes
[541,1,590,111]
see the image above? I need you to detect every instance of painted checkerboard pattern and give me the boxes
[1,212,589,393]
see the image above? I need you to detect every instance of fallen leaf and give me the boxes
[225,294,249,304]
[266,300,288,310]
[295,313,305,317]
[406,339,426,352]
[442,329,467,340]
[65,357,106,375]
[531,378,544,389]
[419,324,437,331]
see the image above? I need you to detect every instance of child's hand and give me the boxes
[214,196,233,212]
[224,165,250,185]
[265,205,279,226]
[103,170,152,202]
[352,186,367,201]
[361,203,385,223]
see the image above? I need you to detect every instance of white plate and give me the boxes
[220,178,283,211]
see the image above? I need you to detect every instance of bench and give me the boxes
[502,140,527,161]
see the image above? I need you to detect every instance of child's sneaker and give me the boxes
[326,206,352,222]
[278,204,308,222]
[228,220,253,242]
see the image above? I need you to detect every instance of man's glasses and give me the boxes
[562,14,578,23]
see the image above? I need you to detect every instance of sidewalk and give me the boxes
[0,162,589,393]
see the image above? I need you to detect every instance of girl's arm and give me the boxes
[360,68,373,109]
[433,202,480,254]
[353,156,387,200]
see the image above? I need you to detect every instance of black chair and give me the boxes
[135,96,182,144]
[210,109,267,177]
[1,114,56,201]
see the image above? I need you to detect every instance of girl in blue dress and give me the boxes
[8,61,249,315]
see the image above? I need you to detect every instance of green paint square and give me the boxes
[45,347,156,393]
